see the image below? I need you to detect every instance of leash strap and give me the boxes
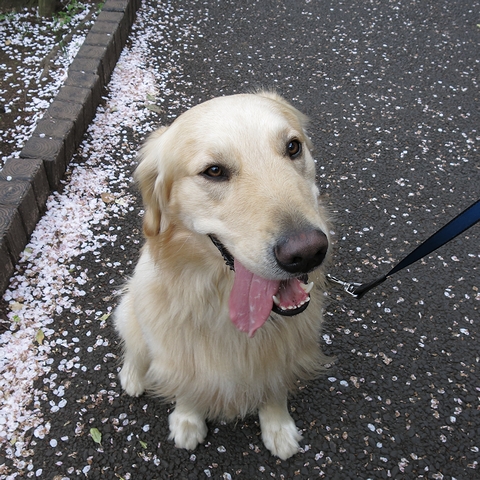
[327,199,480,299]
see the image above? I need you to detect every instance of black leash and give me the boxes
[327,199,480,299]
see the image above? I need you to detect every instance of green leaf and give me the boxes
[139,440,147,449]
[99,313,110,322]
[146,104,164,114]
[90,427,102,445]
[35,329,45,345]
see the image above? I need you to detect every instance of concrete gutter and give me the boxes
[0,0,142,293]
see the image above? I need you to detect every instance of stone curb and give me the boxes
[0,0,142,294]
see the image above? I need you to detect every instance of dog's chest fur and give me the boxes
[127,238,326,420]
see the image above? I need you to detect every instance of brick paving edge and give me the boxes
[0,0,142,294]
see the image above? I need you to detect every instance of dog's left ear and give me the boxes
[134,127,172,237]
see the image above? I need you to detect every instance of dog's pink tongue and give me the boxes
[229,259,280,337]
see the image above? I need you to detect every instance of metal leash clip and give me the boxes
[326,274,362,298]
[327,200,479,299]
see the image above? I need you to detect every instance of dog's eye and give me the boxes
[287,139,302,159]
[202,165,228,180]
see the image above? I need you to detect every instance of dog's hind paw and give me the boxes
[168,408,208,451]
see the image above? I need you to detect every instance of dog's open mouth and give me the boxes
[272,274,312,316]
[209,235,314,337]
[230,260,313,337]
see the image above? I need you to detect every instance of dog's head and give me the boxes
[135,91,331,336]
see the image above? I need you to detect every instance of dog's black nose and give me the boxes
[274,229,329,274]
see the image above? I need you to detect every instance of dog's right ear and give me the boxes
[134,126,171,237]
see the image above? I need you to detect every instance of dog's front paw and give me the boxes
[259,400,303,460]
[261,417,302,460]
[168,408,208,451]
[119,363,145,397]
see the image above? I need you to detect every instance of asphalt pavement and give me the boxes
[1,0,479,478]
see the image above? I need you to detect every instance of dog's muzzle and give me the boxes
[208,235,312,317]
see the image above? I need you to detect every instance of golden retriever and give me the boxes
[114,91,331,460]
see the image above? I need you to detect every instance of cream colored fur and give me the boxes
[114,92,331,460]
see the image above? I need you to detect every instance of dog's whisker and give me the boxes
[174,233,193,255]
